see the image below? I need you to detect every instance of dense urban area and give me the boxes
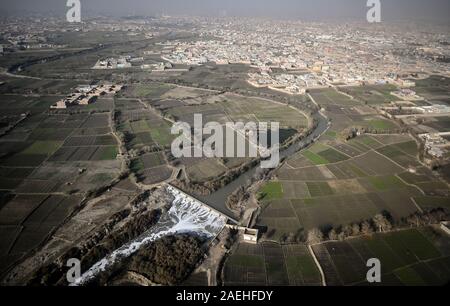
[0,14,449,287]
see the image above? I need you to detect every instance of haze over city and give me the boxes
[0,0,449,22]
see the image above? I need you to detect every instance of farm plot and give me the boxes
[37,114,87,130]
[125,83,175,99]
[277,165,334,181]
[332,143,364,158]
[309,88,361,107]
[398,167,435,184]
[223,243,267,286]
[28,128,74,142]
[186,158,227,183]
[224,242,321,286]
[0,95,62,114]
[283,244,322,285]
[63,135,117,147]
[302,143,350,165]
[0,167,35,191]
[164,93,309,131]
[140,166,173,185]
[258,181,283,201]
[370,134,414,146]
[119,114,174,150]
[21,141,63,156]
[414,75,450,101]
[286,154,315,169]
[131,152,171,185]
[280,181,311,199]
[0,195,47,225]
[338,85,398,105]
[258,186,420,239]
[312,228,450,286]
[376,141,421,169]
[140,152,166,169]
[49,146,117,161]
[413,196,450,210]
[161,86,217,100]
[357,118,399,132]
[81,113,110,129]
[6,195,81,257]
[351,151,404,176]
[423,117,450,133]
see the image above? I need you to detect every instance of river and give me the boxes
[199,111,330,218]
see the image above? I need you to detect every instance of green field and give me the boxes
[367,175,405,191]
[130,83,174,99]
[302,150,329,165]
[22,141,63,156]
[338,85,398,105]
[258,181,283,201]
[94,146,117,160]
[364,119,398,130]
[313,228,450,286]
[224,242,322,286]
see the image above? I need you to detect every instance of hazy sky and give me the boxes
[0,0,449,22]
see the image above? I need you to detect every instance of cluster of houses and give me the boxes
[391,88,423,101]
[92,56,141,69]
[420,133,447,159]
[50,84,123,109]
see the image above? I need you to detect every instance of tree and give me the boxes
[360,221,374,235]
[351,223,361,236]
[342,225,353,237]
[307,228,324,245]
[373,214,392,232]
[286,232,296,243]
[328,229,339,241]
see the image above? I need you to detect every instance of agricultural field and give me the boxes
[356,117,399,132]
[302,143,350,165]
[0,194,83,277]
[0,78,125,279]
[115,100,175,150]
[256,88,450,242]
[223,242,322,286]
[121,82,310,185]
[131,152,173,185]
[185,158,227,183]
[125,83,175,99]
[413,75,450,104]
[163,92,309,131]
[338,85,398,105]
[312,227,450,286]
[258,181,283,201]
[309,88,361,107]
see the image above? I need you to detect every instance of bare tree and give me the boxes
[328,229,339,241]
[342,225,353,237]
[351,223,361,236]
[307,228,324,245]
[373,214,392,233]
[360,221,374,235]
